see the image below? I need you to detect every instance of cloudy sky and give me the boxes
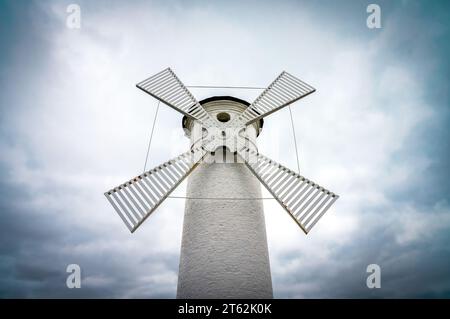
[0,0,449,298]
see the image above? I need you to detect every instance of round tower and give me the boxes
[177,96,273,299]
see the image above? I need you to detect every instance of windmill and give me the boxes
[104,68,339,298]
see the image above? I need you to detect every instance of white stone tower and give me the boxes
[177,97,272,298]
[104,68,339,299]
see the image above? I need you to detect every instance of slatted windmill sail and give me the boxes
[104,68,339,298]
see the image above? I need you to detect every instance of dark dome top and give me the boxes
[199,96,250,106]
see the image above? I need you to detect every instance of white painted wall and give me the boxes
[177,99,273,298]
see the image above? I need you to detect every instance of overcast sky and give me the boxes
[0,0,449,298]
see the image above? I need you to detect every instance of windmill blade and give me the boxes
[137,68,217,128]
[238,147,338,234]
[235,71,316,126]
[104,148,207,233]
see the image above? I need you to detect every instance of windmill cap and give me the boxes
[182,96,264,136]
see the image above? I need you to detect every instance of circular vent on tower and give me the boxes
[217,112,231,122]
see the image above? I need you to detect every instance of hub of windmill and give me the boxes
[182,97,263,154]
